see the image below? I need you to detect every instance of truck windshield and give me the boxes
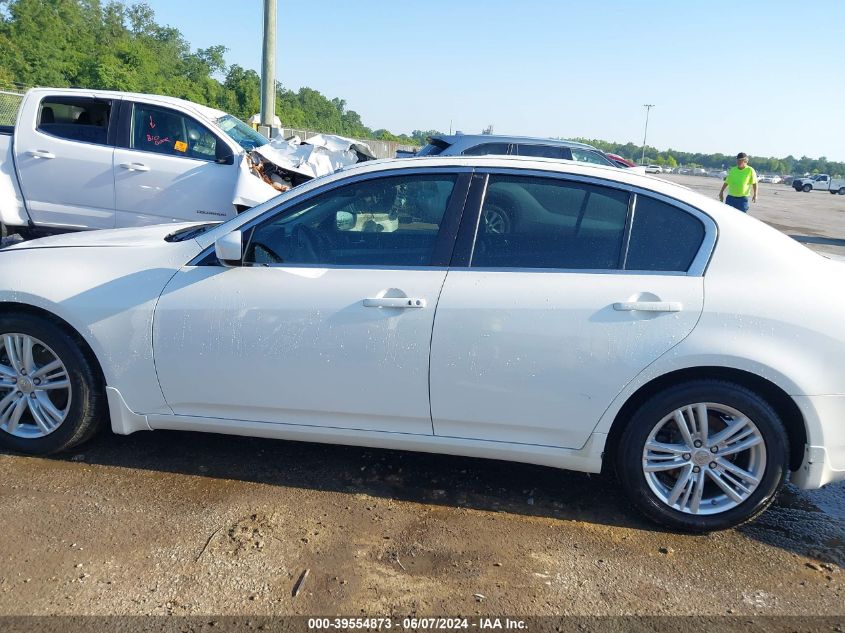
[216,114,270,151]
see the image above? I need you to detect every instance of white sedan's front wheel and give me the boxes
[0,314,105,454]
[616,380,789,532]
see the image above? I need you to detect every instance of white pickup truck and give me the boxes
[791,174,845,195]
[1,88,286,238]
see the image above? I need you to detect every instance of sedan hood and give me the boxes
[3,223,203,250]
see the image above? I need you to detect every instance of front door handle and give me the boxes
[28,149,55,159]
[120,162,150,172]
[363,297,427,309]
[613,301,683,312]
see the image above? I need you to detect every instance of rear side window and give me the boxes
[471,175,630,270]
[626,196,705,271]
[37,97,111,145]
[514,144,569,160]
[462,142,511,156]
[130,104,218,160]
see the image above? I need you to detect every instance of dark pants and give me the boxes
[725,195,749,212]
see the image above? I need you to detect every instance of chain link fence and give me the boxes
[0,90,23,126]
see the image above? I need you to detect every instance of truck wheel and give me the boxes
[802,184,812,192]
[839,187,845,196]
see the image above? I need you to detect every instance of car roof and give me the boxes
[429,134,598,150]
[272,154,734,222]
[197,154,818,270]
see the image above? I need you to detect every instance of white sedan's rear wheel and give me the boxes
[0,314,105,454]
[616,380,788,532]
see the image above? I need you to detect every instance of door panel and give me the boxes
[430,172,708,449]
[113,102,238,226]
[153,170,470,433]
[14,95,116,229]
[430,271,703,448]
[153,266,445,434]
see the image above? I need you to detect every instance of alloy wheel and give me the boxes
[0,333,72,439]
[641,402,767,515]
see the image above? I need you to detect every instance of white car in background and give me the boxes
[1,155,843,532]
[759,175,782,184]
[644,164,662,173]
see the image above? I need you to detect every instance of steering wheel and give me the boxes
[250,241,285,265]
[292,224,329,262]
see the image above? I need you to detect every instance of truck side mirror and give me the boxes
[215,142,235,165]
[215,230,243,265]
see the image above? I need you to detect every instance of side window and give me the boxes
[570,148,615,166]
[130,104,217,160]
[472,175,630,270]
[462,143,510,156]
[515,144,568,160]
[625,196,705,272]
[37,97,111,145]
[243,174,457,267]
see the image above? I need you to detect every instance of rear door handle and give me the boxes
[120,162,150,172]
[363,297,427,309]
[28,149,55,159]
[613,301,683,312]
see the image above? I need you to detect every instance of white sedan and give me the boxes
[1,156,843,532]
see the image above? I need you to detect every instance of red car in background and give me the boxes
[606,153,637,168]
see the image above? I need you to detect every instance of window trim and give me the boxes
[35,95,119,148]
[190,167,474,268]
[455,167,717,276]
[118,100,223,162]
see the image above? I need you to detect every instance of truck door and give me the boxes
[13,94,117,230]
[113,101,240,227]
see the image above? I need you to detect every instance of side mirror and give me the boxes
[215,142,235,165]
[215,230,243,265]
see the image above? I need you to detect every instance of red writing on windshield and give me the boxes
[146,134,171,146]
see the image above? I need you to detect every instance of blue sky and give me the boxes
[134,0,845,160]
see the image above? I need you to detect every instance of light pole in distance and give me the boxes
[641,104,654,165]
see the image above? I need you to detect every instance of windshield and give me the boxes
[216,114,270,151]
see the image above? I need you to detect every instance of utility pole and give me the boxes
[641,104,654,165]
[259,0,277,138]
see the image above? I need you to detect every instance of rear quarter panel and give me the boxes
[593,205,845,437]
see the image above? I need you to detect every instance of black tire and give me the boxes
[802,184,812,192]
[615,380,789,532]
[0,313,106,455]
[838,187,845,195]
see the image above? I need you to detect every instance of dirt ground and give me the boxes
[0,174,843,620]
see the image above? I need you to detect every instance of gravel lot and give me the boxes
[0,174,843,619]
